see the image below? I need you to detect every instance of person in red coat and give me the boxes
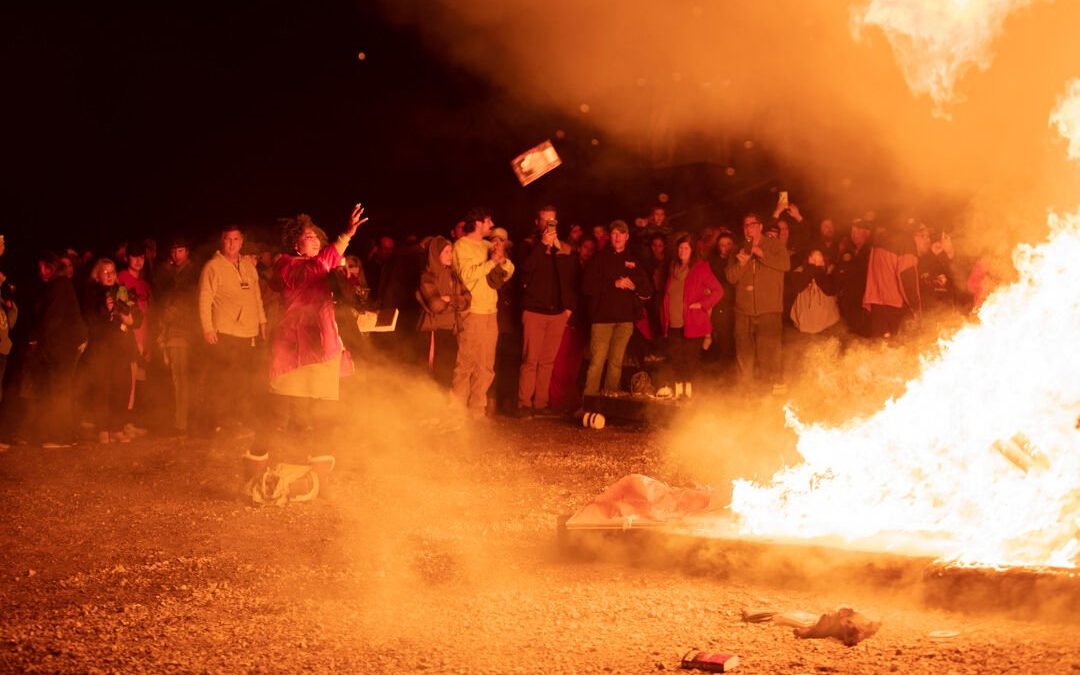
[242,205,366,494]
[268,206,366,402]
[660,234,723,398]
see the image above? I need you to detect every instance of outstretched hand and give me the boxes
[346,203,369,238]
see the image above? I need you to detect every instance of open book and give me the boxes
[356,308,399,333]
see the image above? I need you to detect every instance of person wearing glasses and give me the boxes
[726,213,791,394]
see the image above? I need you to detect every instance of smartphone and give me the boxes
[777,190,789,209]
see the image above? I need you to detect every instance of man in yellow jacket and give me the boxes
[452,208,514,416]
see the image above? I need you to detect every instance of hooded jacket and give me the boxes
[417,236,471,332]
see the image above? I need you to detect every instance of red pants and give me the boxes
[548,322,588,412]
[518,310,569,410]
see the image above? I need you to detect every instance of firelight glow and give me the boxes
[731,201,1080,568]
[731,2,1079,569]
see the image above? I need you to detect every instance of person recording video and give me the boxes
[726,213,791,394]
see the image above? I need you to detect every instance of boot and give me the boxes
[241,451,270,498]
[307,455,336,499]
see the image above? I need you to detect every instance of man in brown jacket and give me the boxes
[726,213,791,391]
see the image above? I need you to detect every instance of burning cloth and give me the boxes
[565,474,716,529]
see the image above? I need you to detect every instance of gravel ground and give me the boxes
[1,397,1078,674]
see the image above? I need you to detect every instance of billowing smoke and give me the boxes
[382,0,1080,257]
[853,0,1034,115]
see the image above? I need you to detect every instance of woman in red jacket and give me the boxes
[660,234,723,398]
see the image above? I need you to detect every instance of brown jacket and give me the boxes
[417,237,471,332]
[725,236,791,316]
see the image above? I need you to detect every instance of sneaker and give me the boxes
[123,423,149,438]
[512,406,534,419]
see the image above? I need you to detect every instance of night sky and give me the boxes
[3,1,783,258]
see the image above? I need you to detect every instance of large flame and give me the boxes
[730,81,1080,568]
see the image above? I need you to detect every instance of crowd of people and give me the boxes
[0,196,981,453]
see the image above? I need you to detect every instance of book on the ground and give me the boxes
[681,650,739,672]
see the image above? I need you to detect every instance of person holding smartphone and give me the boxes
[81,258,142,443]
[726,213,791,394]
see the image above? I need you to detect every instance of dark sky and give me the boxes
[3,1,782,256]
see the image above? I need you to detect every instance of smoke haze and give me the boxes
[383,0,1080,258]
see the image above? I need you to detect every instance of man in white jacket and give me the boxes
[198,224,266,432]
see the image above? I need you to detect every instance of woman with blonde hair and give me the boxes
[81,258,142,442]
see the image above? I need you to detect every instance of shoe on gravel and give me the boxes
[123,423,149,438]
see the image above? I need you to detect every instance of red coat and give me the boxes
[660,260,723,338]
[270,246,353,380]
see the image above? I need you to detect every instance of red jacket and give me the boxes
[269,245,353,380]
[660,260,723,338]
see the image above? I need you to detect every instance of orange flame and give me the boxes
[731,82,1080,569]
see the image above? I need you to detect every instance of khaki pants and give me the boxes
[584,322,634,396]
[452,313,498,412]
[518,310,569,410]
[734,312,782,384]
